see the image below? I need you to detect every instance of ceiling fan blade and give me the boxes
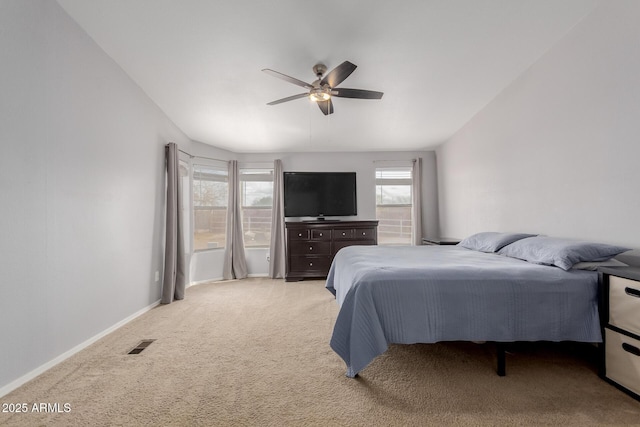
[321,61,357,88]
[331,88,384,99]
[267,93,309,106]
[262,69,313,89]
[317,99,334,115]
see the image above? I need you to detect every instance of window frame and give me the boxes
[192,160,228,252]
[375,165,413,246]
[239,166,274,249]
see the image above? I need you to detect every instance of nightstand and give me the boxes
[422,237,460,246]
[599,266,640,401]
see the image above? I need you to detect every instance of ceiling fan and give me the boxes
[262,61,383,115]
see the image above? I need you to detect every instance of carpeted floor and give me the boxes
[2,278,640,426]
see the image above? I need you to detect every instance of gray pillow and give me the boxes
[457,232,537,253]
[498,236,630,271]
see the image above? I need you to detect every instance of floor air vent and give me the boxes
[128,339,156,355]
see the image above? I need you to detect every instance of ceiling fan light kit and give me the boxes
[263,61,383,115]
[309,88,331,102]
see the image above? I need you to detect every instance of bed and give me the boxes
[326,233,630,378]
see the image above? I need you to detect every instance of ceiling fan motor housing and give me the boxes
[313,63,327,78]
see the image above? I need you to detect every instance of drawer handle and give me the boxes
[319,233,323,236]
[362,232,366,235]
[342,232,346,236]
[309,262,313,267]
[309,246,313,251]
[298,233,302,237]
[622,343,640,357]
[625,287,640,298]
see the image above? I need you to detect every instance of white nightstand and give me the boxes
[599,266,640,401]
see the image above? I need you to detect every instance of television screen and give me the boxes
[283,172,357,218]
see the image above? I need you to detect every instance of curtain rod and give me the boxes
[373,158,417,164]
[178,149,275,166]
[178,149,226,163]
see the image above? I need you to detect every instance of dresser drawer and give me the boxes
[334,229,355,240]
[609,276,640,336]
[289,229,310,240]
[311,229,331,240]
[290,241,331,255]
[605,328,640,397]
[289,256,332,273]
[355,228,375,240]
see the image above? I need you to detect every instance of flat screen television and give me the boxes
[283,172,357,218]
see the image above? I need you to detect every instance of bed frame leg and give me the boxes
[496,342,506,376]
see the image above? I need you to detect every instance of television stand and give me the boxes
[285,220,378,281]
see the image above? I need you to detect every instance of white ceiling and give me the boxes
[57,0,599,153]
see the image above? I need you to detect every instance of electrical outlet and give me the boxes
[155,271,160,282]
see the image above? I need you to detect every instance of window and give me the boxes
[240,168,273,248]
[375,167,412,245]
[193,163,228,250]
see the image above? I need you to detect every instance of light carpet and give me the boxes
[2,278,640,426]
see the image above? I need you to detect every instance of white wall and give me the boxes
[437,0,640,248]
[0,1,191,393]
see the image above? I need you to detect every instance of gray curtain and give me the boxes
[161,143,186,303]
[411,157,423,246]
[223,160,248,280]
[269,159,286,278]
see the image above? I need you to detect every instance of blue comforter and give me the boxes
[326,245,601,377]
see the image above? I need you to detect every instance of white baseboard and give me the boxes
[187,277,224,287]
[0,300,160,398]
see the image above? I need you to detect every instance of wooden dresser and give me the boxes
[285,220,378,282]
